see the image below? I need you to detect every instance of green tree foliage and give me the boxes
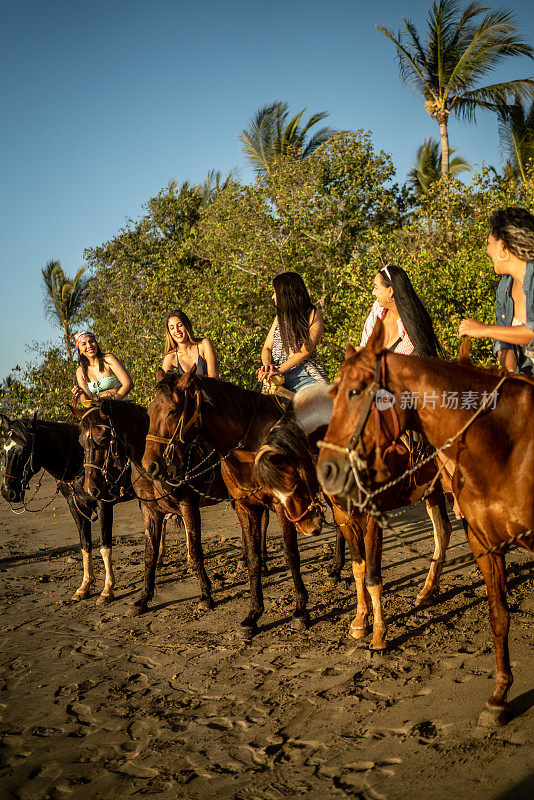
[378,0,534,178]
[408,137,470,196]
[22,133,534,420]
[498,99,534,187]
[41,260,90,360]
[239,101,337,180]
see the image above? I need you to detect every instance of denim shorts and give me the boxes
[283,364,320,393]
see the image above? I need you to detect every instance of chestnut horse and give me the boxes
[77,399,229,613]
[291,382,453,650]
[318,320,534,724]
[142,368,323,639]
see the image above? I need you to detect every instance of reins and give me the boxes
[318,356,533,562]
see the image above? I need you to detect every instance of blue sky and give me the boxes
[1,0,533,382]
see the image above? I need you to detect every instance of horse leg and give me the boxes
[332,507,370,638]
[179,498,214,611]
[364,516,387,650]
[157,515,169,568]
[260,507,269,575]
[96,501,115,605]
[471,538,512,726]
[66,494,95,601]
[327,525,346,584]
[416,492,452,607]
[133,504,163,614]
[235,502,264,638]
[276,508,309,631]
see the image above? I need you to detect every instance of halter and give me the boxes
[345,352,406,466]
[2,415,37,492]
[81,410,130,492]
[145,388,203,467]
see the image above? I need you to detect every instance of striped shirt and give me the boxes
[272,322,328,383]
[360,301,415,355]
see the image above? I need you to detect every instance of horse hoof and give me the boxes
[348,622,371,640]
[197,597,215,612]
[130,602,149,616]
[327,573,341,586]
[291,614,310,632]
[96,594,113,606]
[415,593,436,608]
[478,705,510,728]
[239,623,258,641]
[71,590,89,602]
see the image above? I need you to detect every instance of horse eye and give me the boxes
[349,388,361,399]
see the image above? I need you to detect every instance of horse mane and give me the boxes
[254,416,312,490]
[157,372,286,420]
[98,399,148,431]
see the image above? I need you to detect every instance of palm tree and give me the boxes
[378,1,534,178]
[497,99,534,185]
[41,260,90,360]
[239,101,337,179]
[408,137,471,196]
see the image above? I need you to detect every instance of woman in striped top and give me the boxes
[361,265,442,357]
[258,272,328,393]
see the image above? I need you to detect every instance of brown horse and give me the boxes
[290,382,453,650]
[318,320,534,724]
[77,399,229,614]
[142,368,323,639]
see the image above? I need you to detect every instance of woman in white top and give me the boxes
[257,272,328,392]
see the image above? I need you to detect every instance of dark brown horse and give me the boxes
[1,413,132,603]
[142,368,323,638]
[77,399,229,614]
[318,320,534,724]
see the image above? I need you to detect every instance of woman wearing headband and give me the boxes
[360,264,442,357]
[72,332,133,406]
[161,310,218,377]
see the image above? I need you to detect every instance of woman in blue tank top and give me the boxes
[72,332,133,406]
[161,310,218,377]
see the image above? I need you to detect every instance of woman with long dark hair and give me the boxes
[361,264,442,357]
[161,309,218,377]
[72,332,133,406]
[459,207,534,374]
[258,272,328,392]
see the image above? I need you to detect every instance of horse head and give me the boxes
[317,320,410,501]
[77,402,126,501]
[254,419,324,537]
[1,414,39,504]
[143,366,205,482]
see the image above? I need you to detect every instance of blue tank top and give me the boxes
[87,374,122,396]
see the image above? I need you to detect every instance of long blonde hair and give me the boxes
[164,310,201,356]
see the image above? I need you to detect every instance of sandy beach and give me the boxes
[1,473,533,800]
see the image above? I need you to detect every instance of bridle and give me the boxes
[81,406,130,491]
[2,417,37,494]
[344,351,406,466]
[145,388,203,472]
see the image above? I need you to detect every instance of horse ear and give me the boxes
[345,342,357,360]
[156,368,166,383]
[0,413,11,433]
[177,365,197,388]
[366,318,385,354]
[100,399,113,417]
